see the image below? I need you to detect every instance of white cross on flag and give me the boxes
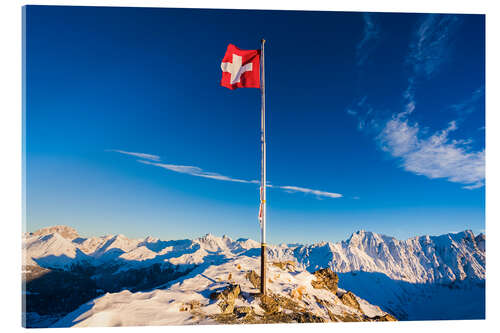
[220,44,260,90]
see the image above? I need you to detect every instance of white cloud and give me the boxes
[356,13,380,66]
[138,160,258,184]
[463,182,484,190]
[131,158,343,199]
[110,150,344,199]
[108,149,161,161]
[378,114,484,189]
[278,185,342,199]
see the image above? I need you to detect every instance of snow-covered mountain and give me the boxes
[23,226,485,284]
[284,229,485,284]
[22,226,485,327]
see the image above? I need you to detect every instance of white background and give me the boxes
[1,0,498,332]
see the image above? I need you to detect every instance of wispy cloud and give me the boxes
[138,160,259,184]
[348,14,483,190]
[407,14,461,79]
[402,14,461,115]
[346,96,382,133]
[378,113,484,189]
[388,15,483,189]
[108,149,161,161]
[463,183,484,190]
[356,13,380,66]
[278,186,343,199]
[449,86,484,116]
[109,151,343,199]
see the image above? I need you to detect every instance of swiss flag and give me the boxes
[220,44,260,90]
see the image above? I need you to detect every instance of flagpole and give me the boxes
[260,38,267,296]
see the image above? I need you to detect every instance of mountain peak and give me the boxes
[347,229,373,243]
[143,236,158,243]
[201,233,215,239]
[31,225,79,240]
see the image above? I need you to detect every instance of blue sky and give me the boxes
[24,6,485,244]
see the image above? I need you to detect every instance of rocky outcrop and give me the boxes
[245,270,261,289]
[338,291,362,313]
[254,293,325,323]
[311,268,339,294]
[370,314,397,321]
[234,306,253,319]
[259,294,280,313]
[272,261,297,271]
[210,284,241,314]
[179,300,200,312]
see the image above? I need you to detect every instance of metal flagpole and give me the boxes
[260,38,267,296]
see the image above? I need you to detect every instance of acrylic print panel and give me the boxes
[22,5,485,328]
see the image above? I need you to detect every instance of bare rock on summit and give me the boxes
[259,294,280,314]
[31,225,79,240]
[246,270,261,289]
[234,305,254,319]
[210,284,241,314]
[311,268,339,294]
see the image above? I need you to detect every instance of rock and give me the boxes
[246,270,261,289]
[210,284,241,314]
[339,291,362,313]
[290,285,306,300]
[186,300,200,311]
[272,261,297,271]
[293,312,326,323]
[275,294,303,312]
[371,313,398,321]
[234,306,253,318]
[311,268,339,294]
[259,294,280,313]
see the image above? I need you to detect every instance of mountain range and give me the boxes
[22,225,485,327]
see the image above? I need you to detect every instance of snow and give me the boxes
[53,289,203,327]
[24,227,484,285]
[53,255,387,327]
[23,233,84,268]
[288,229,485,284]
[24,225,486,325]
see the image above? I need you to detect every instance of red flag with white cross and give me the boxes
[220,44,260,90]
